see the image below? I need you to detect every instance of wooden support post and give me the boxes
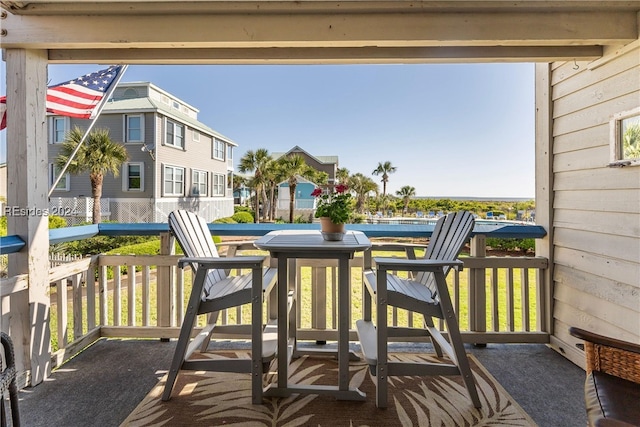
[469,235,487,334]
[157,232,175,335]
[535,63,554,335]
[4,49,51,387]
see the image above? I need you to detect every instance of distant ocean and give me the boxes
[415,196,534,202]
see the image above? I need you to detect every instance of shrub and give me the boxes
[213,217,236,224]
[486,237,535,253]
[107,239,162,256]
[234,205,254,216]
[231,211,254,223]
[48,215,68,229]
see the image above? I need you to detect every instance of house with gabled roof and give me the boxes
[48,81,237,223]
[271,146,339,220]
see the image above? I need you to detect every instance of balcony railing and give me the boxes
[0,221,548,374]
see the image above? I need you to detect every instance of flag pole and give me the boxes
[48,64,129,197]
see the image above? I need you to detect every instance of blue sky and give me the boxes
[1,63,535,198]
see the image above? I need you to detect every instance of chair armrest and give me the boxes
[570,327,640,383]
[373,257,463,273]
[569,327,640,355]
[178,256,267,270]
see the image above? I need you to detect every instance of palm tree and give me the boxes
[396,185,416,215]
[372,161,397,197]
[623,123,640,159]
[349,173,378,214]
[55,127,128,224]
[238,148,272,223]
[263,159,282,221]
[336,167,350,184]
[278,154,315,223]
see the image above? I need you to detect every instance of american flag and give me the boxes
[0,65,124,131]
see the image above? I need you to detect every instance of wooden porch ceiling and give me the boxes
[1,1,639,64]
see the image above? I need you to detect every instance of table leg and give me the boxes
[338,254,350,391]
[277,255,289,389]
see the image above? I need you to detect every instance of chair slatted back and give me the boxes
[415,211,475,293]
[168,210,227,287]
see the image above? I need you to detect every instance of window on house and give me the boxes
[227,145,233,163]
[166,120,185,149]
[610,107,640,166]
[49,164,70,191]
[163,165,185,196]
[123,162,144,191]
[122,88,139,99]
[125,115,144,142]
[212,173,225,196]
[192,129,200,142]
[213,139,225,160]
[191,169,208,196]
[51,117,69,143]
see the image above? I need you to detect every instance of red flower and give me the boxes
[311,188,323,197]
[335,184,348,194]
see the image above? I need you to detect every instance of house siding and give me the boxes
[48,112,156,199]
[46,82,235,222]
[547,43,640,362]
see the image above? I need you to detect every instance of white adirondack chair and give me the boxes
[162,210,277,404]
[356,211,481,408]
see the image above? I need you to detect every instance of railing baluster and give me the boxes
[99,264,108,326]
[521,268,530,332]
[491,267,499,332]
[127,263,136,326]
[72,273,83,340]
[506,268,515,332]
[56,279,68,348]
[142,265,150,326]
[113,266,121,326]
[86,257,97,330]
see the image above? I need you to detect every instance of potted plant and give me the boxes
[312,184,353,240]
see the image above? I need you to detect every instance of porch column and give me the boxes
[5,49,51,386]
[534,63,554,335]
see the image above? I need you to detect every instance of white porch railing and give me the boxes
[22,238,549,371]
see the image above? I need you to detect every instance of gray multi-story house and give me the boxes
[48,82,236,223]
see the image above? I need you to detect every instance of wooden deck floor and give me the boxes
[18,338,586,426]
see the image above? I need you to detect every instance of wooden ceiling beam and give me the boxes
[2,1,640,15]
[1,11,636,49]
[48,45,604,64]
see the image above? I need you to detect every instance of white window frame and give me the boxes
[191,169,208,196]
[213,139,225,160]
[212,173,225,196]
[165,119,185,149]
[227,144,233,163]
[163,165,185,196]
[50,116,70,144]
[124,114,144,143]
[122,162,144,192]
[49,163,70,191]
[610,106,640,167]
[192,129,200,142]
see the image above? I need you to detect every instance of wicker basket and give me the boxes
[585,341,640,383]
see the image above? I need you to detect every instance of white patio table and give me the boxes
[254,229,372,401]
